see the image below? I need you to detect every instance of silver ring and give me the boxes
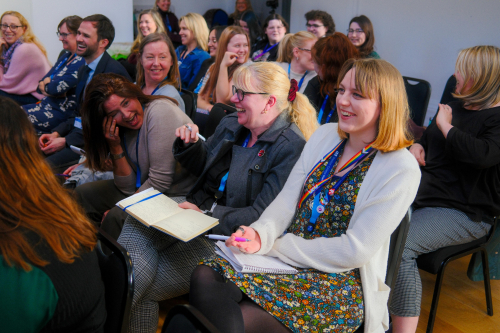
[238,227,245,234]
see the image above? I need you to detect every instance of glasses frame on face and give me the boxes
[1,24,24,32]
[306,23,324,29]
[347,29,364,35]
[232,86,268,102]
[56,31,74,39]
[208,37,217,44]
[267,25,285,31]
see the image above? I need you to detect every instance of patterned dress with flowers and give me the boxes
[202,144,377,333]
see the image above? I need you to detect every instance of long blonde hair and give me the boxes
[276,31,317,63]
[179,13,209,52]
[233,62,318,140]
[337,58,413,152]
[131,10,166,54]
[453,45,500,110]
[1,11,48,60]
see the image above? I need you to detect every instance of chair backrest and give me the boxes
[403,76,432,127]
[180,89,197,121]
[202,103,237,138]
[203,9,228,28]
[386,208,412,304]
[162,304,220,333]
[96,229,134,333]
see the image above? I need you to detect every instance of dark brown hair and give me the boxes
[82,14,115,49]
[312,33,359,104]
[81,73,177,171]
[305,10,335,36]
[261,14,289,42]
[349,15,375,58]
[0,97,97,271]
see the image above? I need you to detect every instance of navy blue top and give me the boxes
[175,45,210,89]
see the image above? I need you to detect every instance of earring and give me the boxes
[296,57,299,60]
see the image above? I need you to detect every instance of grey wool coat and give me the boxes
[173,112,306,235]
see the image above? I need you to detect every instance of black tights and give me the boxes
[190,265,292,333]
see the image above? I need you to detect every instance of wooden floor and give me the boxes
[156,255,500,333]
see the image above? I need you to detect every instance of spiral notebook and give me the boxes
[215,241,298,274]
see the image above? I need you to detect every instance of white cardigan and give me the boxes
[251,124,421,333]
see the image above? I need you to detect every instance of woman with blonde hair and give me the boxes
[117,61,317,333]
[390,45,500,333]
[276,31,318,93]
[0,11,51,105]
[176,12,210,89]
[190,58,420,333]
[0,96,106,332]
[228,0,253,25]
[122,9,166,79]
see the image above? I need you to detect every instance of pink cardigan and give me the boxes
[0,43,51,100]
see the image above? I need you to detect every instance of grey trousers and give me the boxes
[389,207,491,317]
[118,216,216,333]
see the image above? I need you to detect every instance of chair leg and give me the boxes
[480,249,494,316]
[426,261,449,333]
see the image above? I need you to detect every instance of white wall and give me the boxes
[290,0,500,122]
[1,0,133,64]
[133,0,233,17]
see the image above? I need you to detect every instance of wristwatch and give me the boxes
[111,152,126,160]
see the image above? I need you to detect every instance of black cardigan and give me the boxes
[413,101,500,224]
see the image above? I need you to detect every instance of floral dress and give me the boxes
[22,51,84,135]
[202,145,377,333]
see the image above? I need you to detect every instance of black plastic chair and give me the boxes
[403,76,432,127]
[96,228,135,333]
[180,89,197,121]
[202,103,237,138]
[203,9,228,28]
[416,218,497,333]
[161,304,220,333]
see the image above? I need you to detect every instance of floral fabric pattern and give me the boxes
[202,146,377,333]
[22,52,84,134]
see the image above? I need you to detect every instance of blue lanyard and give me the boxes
[165,14,172,32]
[306,141,371,233]
[254,43,278,60]
[151,83,161,95]
[123,128,142,190]
[50,53,74,80]
[317,95,336,124]
[288,63,308,90]
[122,192,162,211]
[215,134,251,199]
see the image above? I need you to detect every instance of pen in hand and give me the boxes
[205,234,250,242]
[185,125,206,142]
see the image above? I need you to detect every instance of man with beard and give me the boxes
[39,14,131,171]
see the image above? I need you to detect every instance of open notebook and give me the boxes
[215,241,298,274]
[116,188,219,242]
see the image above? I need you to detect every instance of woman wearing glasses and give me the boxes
[276,31,318,94]
[21,16,85,135]
[348,15,380,59]
[304,10,335,38]
[251,14,288,62]
[0,11,51,106]
[117,61,318,332]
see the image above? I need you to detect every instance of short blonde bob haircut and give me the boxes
[336,58,413,152]
[179,13,209,52]
[1,11,48,60]
[276,31,317,63]
[233,62,318,140]
[131,9,166,54]
[452,45,500,110]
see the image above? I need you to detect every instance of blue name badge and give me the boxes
[74,117,82,129]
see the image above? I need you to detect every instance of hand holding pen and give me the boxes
[175,123,206,145]
[226,226,262,254]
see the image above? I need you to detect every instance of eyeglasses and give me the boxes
[298,47,311,52]
[56,32,74,39]
[208,38,217,44]
[347,29,364,35]
[306,23,324,29]
[0,24,24,32]
[232,86,268,102]
[267,25,285,31]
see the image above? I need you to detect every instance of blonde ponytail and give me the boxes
[287,92,318,141]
